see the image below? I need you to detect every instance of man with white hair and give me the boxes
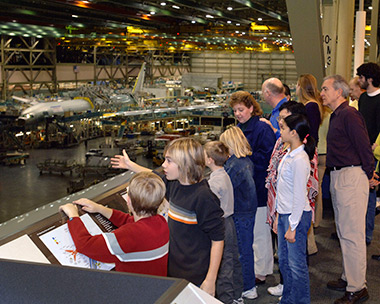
[260,78,287,139]
[321,75,378,304]
[348,76,365,110]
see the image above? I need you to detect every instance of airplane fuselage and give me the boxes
[19,99,93,123]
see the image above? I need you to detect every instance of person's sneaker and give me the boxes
[268,283,283,296]
[242,287,258,299]
[232,297,245,304]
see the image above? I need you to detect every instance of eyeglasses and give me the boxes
[277,115,285,122]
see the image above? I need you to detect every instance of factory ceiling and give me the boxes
[0,0,375,52]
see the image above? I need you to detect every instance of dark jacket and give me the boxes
[224,155,258,215]
[239,116,276,207]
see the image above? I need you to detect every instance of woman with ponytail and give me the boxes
[273,114,315,304]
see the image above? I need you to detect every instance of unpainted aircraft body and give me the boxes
[16,63,147,124]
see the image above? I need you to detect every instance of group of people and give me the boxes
[59,62,380,304]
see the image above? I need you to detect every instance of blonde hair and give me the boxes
[164,137,204,184]
[204,141,229,166]
[297,74,324,121]
[220,126,252,158]
[349,76,361,87]
[128,171,166,216]
[229,91,263,116]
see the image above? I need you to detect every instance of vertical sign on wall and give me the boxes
[321,0,338,76]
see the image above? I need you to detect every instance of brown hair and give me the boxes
[128,171,166,216]
[220,126,252,158]
[204,141,229,166]
[229,91,263,116]
[297,74,324,121]
[164,137,204,184]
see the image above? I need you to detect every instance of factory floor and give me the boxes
[0,137,380,303]
[0,137,154,224]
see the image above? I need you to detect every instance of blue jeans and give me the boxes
[366,160,378,243]
[278,212,311,304]
[233,213,256,291]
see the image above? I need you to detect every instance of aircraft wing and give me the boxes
[12,96,39,105]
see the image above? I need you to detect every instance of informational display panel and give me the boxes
[39,213,114,270]
[0,174,131,267]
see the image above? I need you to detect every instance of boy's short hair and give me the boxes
[128,172,166,216]
[164,137,204,184]
[279,100,307,116]
[220,126,252,159]
[204,141,229,166]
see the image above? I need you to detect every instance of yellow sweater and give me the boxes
[374,132,380,172]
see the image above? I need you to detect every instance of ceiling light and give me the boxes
[258,17,262,21]
[227,20,231,24]
[206,14,214,18]
[160,2,166,5]
[236,23,240,26]
[227,6,233,11]
[172,5,180,9]
[72,15,79,18]
[191,20,196,24]
[150,11,155,15]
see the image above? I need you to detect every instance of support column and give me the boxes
[335,0,355,80]
[286,0,325,85]
[1,36,5,100]
[353,0,366,76]
[369,0,379,62]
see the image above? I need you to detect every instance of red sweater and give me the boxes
[68,210,169,276]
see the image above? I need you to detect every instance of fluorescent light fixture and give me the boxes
[72,15,79,18]
[206,14,214,18]
[227,6,233,11]
[172,5,180,9]
[236,23,240,26]
[160,2,166,5]
[191,20,196,23]
[227,20,231,24]
[150,11,156,15]
[369,6,373,10]
[258,17,262,21]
